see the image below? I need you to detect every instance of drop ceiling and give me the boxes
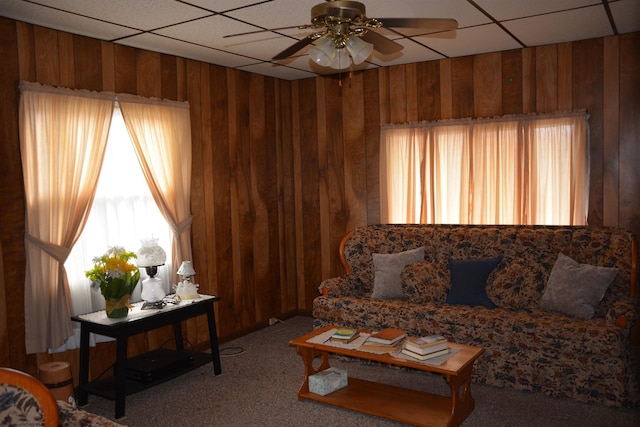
[1,0,638,81]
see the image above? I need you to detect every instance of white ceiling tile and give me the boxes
[0,0,138,40]
[32,0,211,31]
[473,0,600,21]
[186,0,269,13]
[368,37,444,67]
[237,62,317,80]
[609,0,640,34]
[119,33,258,68]
[367,0,491,27]
[503,5,614,47]
[225,0,320,32]
[417,24,522,58]
[155,15,297,61]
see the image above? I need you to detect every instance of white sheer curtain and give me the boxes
[380,111,589,226]
[380,128,426,223]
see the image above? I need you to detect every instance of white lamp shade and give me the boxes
[136,238,166,267]
[309,37,336,67]
[330,47,351,70]
[346,36,373,65]
[177,261,196,277]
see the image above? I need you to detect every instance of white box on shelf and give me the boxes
[308,367,347,396]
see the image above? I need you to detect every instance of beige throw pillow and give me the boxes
[371,247,425,299]
[538,252,618,319]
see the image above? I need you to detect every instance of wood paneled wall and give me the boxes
[0,16,638,378]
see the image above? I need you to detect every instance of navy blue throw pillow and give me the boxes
[446,257,502,308]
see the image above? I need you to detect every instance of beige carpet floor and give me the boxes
[80,315,639,427]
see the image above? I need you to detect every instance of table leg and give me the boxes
[113,336,128,419]
[173,321,184,351]
[77,325,90,406]
[445,363,475,427]
[295,347,330,398]
[205,303,222,375]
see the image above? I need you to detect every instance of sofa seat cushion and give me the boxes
[312,296,419,331]
[312,296,628,358]
[430,306,628,358]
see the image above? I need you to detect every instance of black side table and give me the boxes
[71,294,221,419]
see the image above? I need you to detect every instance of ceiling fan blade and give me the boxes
[224,24,313,38]
[272,37,316,60]
[361,30,403,55]
[379,18,458,31]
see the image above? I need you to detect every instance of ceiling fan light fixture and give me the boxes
[309,37,336,66]
[330,46,351,69]
[345,35,373,65]
[228,1,459,71]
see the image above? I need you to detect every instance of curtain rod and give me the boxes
[381,109,589,130]
[19,81,189,109]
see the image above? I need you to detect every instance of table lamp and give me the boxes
[137,238,167,305]
[176,261,199,299]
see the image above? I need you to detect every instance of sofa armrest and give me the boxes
[605,297,639,330]
[318,275,365,298]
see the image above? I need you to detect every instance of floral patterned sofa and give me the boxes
[312,224,639,407]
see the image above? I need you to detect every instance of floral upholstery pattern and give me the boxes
[313,224,639,407]
[400,260,450,304]
[0,383,126,427]
[57,401,127,427]
[487,261,548,309]
[0,384,44,425]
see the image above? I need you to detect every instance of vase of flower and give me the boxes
[85,246,141,318]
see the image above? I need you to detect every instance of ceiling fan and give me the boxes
[224,0,458,70]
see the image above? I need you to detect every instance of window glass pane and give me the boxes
[65,107,173,316]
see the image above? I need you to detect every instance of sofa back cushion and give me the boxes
[341,224,634,316]
[487,261,548,309]
[400,260,449,304]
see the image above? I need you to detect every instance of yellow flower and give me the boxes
[85,246,140,300]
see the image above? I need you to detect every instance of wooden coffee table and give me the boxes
[289,325,484,427]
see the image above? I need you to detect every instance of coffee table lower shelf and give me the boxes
[299,377,453,427]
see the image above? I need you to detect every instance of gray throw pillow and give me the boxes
[371,247,425,299]
[538,252,618,319]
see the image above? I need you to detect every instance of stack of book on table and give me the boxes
[401,335,450,360]
[359,328,407,352]
[330,327,360,343]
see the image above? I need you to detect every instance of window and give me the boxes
[19,82,193,354]
[380,112,589,225]
[56,106,173,351]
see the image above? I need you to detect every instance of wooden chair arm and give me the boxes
[0,367,59,427]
